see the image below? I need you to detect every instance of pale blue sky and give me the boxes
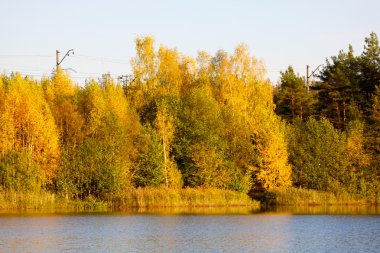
[0,0,379,84]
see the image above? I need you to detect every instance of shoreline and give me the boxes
[0,188,259,211]
[0,187,379,213]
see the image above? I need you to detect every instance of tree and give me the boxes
[129,36,158,109]
[133,126,166,187]
[155,105,182,188]
[315,33,380,128]
[0,73,60,190]
[365,86,380,182]
[56,78,140,199]
[275,66,312,121]
[315,46,359,129]
[248,80,292,191]
[48,69,84,146]
[359,32,380,104]
[345,120,370,194]
[287,118,347,192]
[157,46,182,96]
[0,75,14,157]
[175,88,229,188]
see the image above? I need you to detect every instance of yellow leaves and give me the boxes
[105,83,129,124]
[54,100,84,146]
[0,76,14,156]
[0,111,15,155]
[231,43,252,81]
[48,71,84,146]
[155,106,174,146]
[166,159,182,189]
[346,121,370,169]
[179,56,197,95]
[131,36,157,86]
[155,105,182,188]
[52,68,74,97]
[0,74,60,183]
[197,51,212,74]
[191,143,223,188]
[0,76,4,109]
[0,38,296,195]
[85,81,107,136]
[157,46,182,95]
[85,80,134,140]
[181,56,196,78]
[251,57,267,81]
[256,126,292,190]
[247,94,292,190]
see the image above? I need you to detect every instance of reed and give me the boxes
[0,190,56,210]
[0,188,259,211]
[0,190,109,211]
[255,187,378,206]
[110,187,259,209]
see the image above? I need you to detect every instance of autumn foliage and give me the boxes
[1,34,378,202]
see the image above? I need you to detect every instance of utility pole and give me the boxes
[56,49,74,70]
[306,65,310,94]
[118,74,136,87]
[56,50,60,69]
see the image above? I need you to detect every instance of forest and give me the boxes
[0,33,379,208]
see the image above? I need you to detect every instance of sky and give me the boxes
[0,0,379,85]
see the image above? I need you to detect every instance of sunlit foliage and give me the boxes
[1,34,378,202]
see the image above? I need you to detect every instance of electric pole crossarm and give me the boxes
[308,64,323,79]
[306,64,323,94]
[56,49,74,69]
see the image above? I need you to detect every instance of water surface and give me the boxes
[0,208,379,253]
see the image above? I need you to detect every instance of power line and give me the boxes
[1,70,127,81]
[0,70,46,78]
[75,54,129,64]
[0,54,53,58]
[0,50,286,84]
[0,65,51,72]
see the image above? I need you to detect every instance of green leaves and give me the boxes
[314,33,380,128]
[133,126,165,188]
[0,37,298,199]
[287,117,371,194]
[275,66,312,122]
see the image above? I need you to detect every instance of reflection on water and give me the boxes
[1,205,379,216]
[0,206,379,253]
[0,206,259,217]
[267,205,380,215]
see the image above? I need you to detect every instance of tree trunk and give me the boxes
[336,102,341,129]
[163,127,168,188]
[343,101,346,129]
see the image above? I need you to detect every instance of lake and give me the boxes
[0,207,379,253]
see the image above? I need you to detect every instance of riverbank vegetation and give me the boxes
[0,188,257,210]
[273,32,380,205]
[254,187,375,207]
[0,33,379,210]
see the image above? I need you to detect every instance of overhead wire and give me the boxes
[75,54,129,64]
[0,54,53,58]
[0,53,289,83]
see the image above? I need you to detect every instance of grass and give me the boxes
[0,189,109,211]
[253,187,379,207]
[4,187,376,212]
[0,190,57,210]
[109,187,259,209]
[0,188,259,211]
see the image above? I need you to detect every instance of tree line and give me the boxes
[275,32,379,197]
[0,33,378,201]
